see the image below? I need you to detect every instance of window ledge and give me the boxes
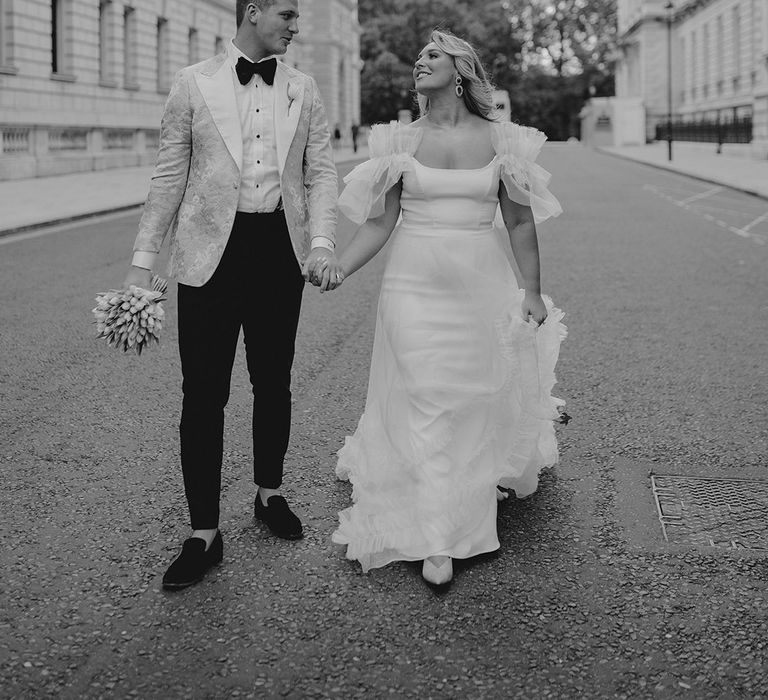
[99,78,119,88]
[51,72,76,82]
[0,64,19,75]
[124,82,140,91]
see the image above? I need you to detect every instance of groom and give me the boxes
[123,0,339,589]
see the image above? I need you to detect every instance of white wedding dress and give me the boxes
[332,121,566,572]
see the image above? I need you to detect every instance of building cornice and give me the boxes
[618,3,682,42]
[618,0,729,37]
[674,0,719,21]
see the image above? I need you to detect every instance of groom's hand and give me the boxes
[302,248,330,285]
[123,265,153,291]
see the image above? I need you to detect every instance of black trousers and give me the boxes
[177,211,304,530]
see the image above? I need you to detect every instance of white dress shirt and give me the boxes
[229,41,282,213]
[132,40,333,271]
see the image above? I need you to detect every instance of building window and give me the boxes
[690,29,697,100]
[123,6,137,87]
[679,36,686,102]
[99,0,114,84]
[157,17,170,92]
[702,23,709,99]
[337,58,346,134]
[188,27,198,65]
[214,35,224,55]
[51,0,72,76]
[0,0,11,69]
[733,5,742,88]
[715,15,723,94]
[749,0,757,86]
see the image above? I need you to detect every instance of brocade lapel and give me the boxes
[273,63,305,175]
[194,55,243,171]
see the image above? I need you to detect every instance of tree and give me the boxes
[505,0,617,137]
[357,0,617,138]
[358,0,523,123]
[510,0,618,77]
[360,50,415,124]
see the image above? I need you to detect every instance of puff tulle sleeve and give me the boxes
[491,122,563,224]
[338,122,421,224]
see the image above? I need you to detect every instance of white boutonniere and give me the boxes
[287,81,300,117]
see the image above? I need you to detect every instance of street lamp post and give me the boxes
[665,0,674,161]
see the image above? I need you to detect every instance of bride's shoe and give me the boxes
[422,556,453,587]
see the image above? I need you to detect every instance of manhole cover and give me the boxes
[651,475,768,550]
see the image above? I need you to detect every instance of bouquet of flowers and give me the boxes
[92,275,168,355]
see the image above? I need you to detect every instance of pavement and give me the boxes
[597,140,768,200]
[0,144,368,236]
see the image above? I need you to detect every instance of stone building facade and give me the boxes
[0,0,361,180]
[610,0,768,157]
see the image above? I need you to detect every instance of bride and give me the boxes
[314,30,566,587]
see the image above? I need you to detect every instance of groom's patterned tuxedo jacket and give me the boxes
[133,52,338,287]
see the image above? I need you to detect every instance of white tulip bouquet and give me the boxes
[92,275,168,355]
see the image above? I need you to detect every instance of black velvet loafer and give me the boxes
[254,495,303,540]
[162,530,223,590]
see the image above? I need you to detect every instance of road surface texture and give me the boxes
[1,145,767,698]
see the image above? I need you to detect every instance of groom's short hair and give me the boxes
[236,0,278,27]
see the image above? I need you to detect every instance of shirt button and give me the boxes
[257,160,260,164]
[256,109,260,113]
[256,134,260,139]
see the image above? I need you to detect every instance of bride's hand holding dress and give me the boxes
[522,291,548,326]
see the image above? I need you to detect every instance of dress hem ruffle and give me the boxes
[333,297,567,573]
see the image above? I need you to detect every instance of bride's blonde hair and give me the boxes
[417,30,498,122]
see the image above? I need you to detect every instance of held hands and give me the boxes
[302,249,345,293]
[522,290,548,326]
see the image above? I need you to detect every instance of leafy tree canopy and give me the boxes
[358,0,617,139]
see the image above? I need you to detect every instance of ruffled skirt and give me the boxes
[332,222,566,572]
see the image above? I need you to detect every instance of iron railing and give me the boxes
[656,117,752,145]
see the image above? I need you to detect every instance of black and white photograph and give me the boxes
[1,0,767,697]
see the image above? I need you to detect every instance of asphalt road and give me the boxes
[1,146,767,699]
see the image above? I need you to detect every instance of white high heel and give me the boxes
[422,556,453,586]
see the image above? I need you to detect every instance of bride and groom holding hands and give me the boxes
[123,0,565,590]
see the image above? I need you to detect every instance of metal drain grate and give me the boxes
[651,475,768,550]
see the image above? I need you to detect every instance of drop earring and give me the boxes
[455,75,464,98]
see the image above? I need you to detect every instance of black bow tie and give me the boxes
[235,56,277,86]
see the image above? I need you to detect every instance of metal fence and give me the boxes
[655,117,752,144]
